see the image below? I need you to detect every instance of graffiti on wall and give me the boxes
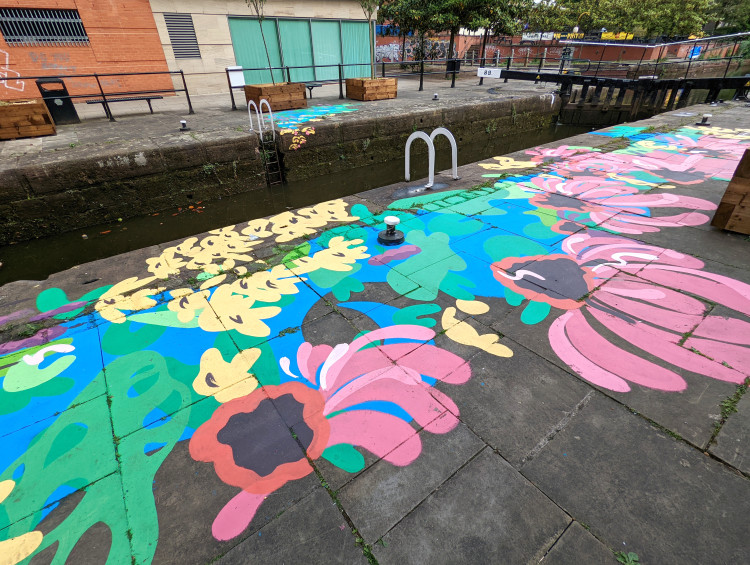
[0,48,24,92]
[1,125,749,562]
[375,39,457,62]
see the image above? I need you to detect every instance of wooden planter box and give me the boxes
[244,82,307,112]
[0,98,56,141]
[346,77,398,101]
[712,148,750,234]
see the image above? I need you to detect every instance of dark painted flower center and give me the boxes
[537,193,591,211]
[217,394,314,477]
[512,257,592,300]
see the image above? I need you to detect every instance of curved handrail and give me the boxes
[405,131,435,188]
[429,127,459,180]
[259,98,275,141]
[247,99,276,140]
[247,100,263,134]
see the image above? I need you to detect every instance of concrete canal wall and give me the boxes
[0,93,560,245]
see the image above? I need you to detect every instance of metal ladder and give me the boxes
[405,127,460,188]
[248,99,284,187]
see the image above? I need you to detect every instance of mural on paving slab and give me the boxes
[1,126,749,562]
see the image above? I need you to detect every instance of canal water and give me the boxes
[0,123,591,285]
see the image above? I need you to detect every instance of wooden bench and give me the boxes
[86,95,163,119]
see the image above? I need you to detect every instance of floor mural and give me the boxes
[1,126,749,563]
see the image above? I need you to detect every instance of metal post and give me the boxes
[338,64,344,99]
[180,70,194,114]
[419,59,424,91]
[684,40,698,79]
[537,48,546,73]
[504,55,511,83]
[594,45,606,77]
[451,59,457,88]
[724,38,739,79]
[655,44,665,78]
[226,68,237,111]
[635,46,647,78]
[94,73,114,122]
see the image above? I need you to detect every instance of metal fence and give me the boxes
[0,70,194,121]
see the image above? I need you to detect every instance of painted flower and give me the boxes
[492,231,750,393]
[190,381,329,494]
[525,174,716,234]
[190,325,471,541]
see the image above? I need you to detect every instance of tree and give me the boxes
[380,0,441,61]
[359,1,382,79]
[471,0,533,61]
[430,0,486,66]
[246,0,275,84]
[710,0,750,33]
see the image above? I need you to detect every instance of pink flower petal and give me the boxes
[549,311,631,392]
[328,410,423,465]
[589,308,743,385]
[212,490,267,541]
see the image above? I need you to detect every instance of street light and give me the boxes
[573,11,590,34]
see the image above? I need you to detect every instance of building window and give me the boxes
[0,8,89,47]
[164,13,201,59]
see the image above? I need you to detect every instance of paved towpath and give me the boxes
[0,72,556,167]
[1,102,749,564]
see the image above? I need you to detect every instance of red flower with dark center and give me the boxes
[491,254,598,310]
[189,381,329,494]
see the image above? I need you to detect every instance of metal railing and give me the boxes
[225,37,747,109]
[0,70,194,121]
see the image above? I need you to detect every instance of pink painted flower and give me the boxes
[491,231,750,393]
[548,231,750,392]
[193,325,470,541]
[525,175,717,234]
[551,149,737,184]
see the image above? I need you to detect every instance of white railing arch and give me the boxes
[405,127,459,189]
[247,98,275,140]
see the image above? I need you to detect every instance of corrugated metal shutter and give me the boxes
[164,13,201,59]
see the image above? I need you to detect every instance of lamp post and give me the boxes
[573,11,590,34]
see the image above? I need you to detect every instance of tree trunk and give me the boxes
[258,22,275,85]
[446,28,456,78]
[369,17,375,79]
[481,28,489,62]
[401,31,406,62]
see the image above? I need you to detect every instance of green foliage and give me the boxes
[615,551,640,564]
[526,0,712,37]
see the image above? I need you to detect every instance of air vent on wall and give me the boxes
[0,8,89,47]
[164,13,201,59]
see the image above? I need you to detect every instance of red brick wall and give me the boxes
[0,0,171,101]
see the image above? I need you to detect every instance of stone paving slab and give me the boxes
[1,102,750,564]
[539,522,619,564]
[337,421,484,543]
[217,487,368,565]
[373,448,571,564]
[710,390,750,475]
[522,393,749,564]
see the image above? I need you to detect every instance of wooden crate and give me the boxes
[244,83,307,112]
[0,99,56,140]
[711,148,750,234]
[346,78,398,101]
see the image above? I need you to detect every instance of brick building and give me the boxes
[0,0,172,101]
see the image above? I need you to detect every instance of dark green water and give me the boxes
[0,123,591,285]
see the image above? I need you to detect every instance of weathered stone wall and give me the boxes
[0,93,560,245]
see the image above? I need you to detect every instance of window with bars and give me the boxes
[164,13,201,59]
[0,8,89,47]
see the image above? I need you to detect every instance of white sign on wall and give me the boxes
[477,67,502,79]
